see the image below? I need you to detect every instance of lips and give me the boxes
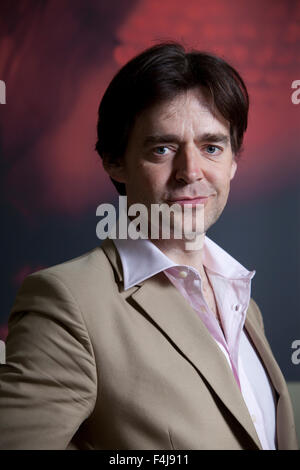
[167,196,211,206]
[169,196,209,201]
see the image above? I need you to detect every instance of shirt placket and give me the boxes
[208,275,252,391]
[165,267,247,392]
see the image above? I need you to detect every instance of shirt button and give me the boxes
[178,270,188,279]
[232,304,241,312]
[193,279,201,287]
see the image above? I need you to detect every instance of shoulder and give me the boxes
[10,243,120,325]
[35,244,111,281]
[20,244,116,295]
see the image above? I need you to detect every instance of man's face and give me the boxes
[106,88,237,236]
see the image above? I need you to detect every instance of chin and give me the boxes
[204,210,223,232]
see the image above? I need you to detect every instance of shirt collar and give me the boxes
[112,237,175,289]
[112,234,255,291]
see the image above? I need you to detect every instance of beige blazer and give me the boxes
[0,238,298,450]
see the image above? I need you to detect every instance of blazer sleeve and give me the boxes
[0,271,97,449]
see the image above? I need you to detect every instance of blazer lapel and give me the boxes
[244,313,298,450]
[244,313,284,398]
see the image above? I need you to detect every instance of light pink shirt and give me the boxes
[112,235,277,450]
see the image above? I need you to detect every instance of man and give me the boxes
[0,43,297,450]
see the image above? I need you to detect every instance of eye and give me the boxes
[153,146,170,156]
[204,145,222,156]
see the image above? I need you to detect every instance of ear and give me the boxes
[230,158,237,180]
[102,155,127,184]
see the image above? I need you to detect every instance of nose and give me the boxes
[174,144,204,184]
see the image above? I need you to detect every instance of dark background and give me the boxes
[0,0,299,383]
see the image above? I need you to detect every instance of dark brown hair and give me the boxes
[95,42,249,195]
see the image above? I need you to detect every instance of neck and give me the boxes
[151,235,208,282]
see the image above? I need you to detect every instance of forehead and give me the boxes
[132,88,230,139]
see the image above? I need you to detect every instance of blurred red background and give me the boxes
[0,0,299,380]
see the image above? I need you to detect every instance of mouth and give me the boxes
[166,196,211,206]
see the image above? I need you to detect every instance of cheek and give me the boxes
[139,163,169,189]
[208,166,233,191]
[126,165,163,203]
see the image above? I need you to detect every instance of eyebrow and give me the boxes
[143,133,230,147]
